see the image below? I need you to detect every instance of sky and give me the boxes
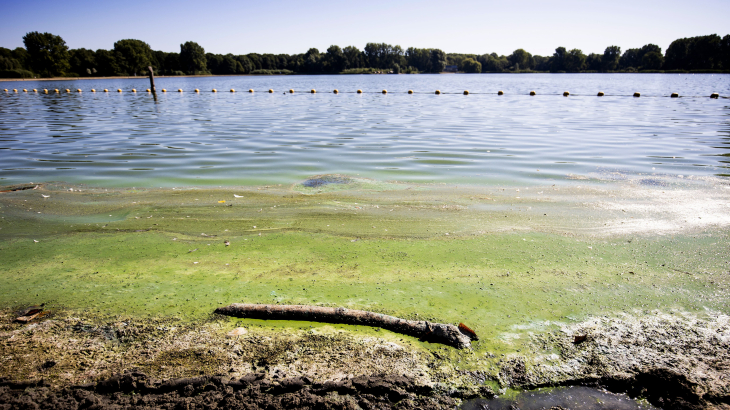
[1,0,728,56]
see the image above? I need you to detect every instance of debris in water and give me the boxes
[458,322,479,340]
[224,240,230,246]
[41,194,50,198]
[218,200,225,203]
[16,305,46,323]
[573,335,587,344]
[234,194,243,198]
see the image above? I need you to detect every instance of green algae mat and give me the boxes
[2,178,728,362]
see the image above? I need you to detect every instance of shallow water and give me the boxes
[1,74,728,188]
[462,386,657,410]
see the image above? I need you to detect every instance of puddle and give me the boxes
[462,386,658,409]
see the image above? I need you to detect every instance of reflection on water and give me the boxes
[0,74,728,187]
[462,386,658,410]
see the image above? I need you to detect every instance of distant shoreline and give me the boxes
[1,71,728,83]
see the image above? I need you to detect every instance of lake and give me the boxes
[1,73,728,188]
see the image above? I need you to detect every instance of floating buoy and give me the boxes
[55,89,59,93]
[161,89,166,92]
[131,89,136,92]
[146,89,150,92]
[497,91,504,95]
[529,91,536,96]
[248,89,253,93]
[435,90,441,95]
[563,91,570,96]
[23,89,27,92]
[230,89,235,92]
[597,91,604,96]
[212,89,217,92]
[268,89,273,93]
[103,89,108,92]
[117,89,122,93]
[382,90,387,94]
[43,89,48,93]
[195,89,199,93]
[65,89,70,93]
[311,89,316,93]
[357,89,362,94]
[177,89,183,92]
[33,89,37,92]
[463,90,469,95]
[289,89,294,93]
[333,89,338,94]
[408,90,413,94]
[13,89,18,92]
[77,89,82,93]
[633,92,640,97]
[91,89,95,92]
[671,93,679,98]
[710,93,719,99]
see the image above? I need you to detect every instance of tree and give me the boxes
[563,49,586,72]
[461,58,481,73]
[180,41,207,74]
[68,48,96,76]
[723,34,730,70]
[641,51,664,70]
[586,53,602,71]
[508,49,532,70]
[343,46,364,69]
[303,48,321,73]
[113,39,153,75]
[602,46,621,71]
[430,49,446,73]
[95,49,121,76]
[550,47,567,72]
[325,45,347,73]
[22,31,70,77]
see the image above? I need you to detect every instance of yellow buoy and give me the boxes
[633,92,640,97]
[248,89,253,93]
[55,89,59,93]
[104,89,108,92]
[131,89,136,92]
[529,91,536,96]
[710,93,719,99]
[357,89,362,94]
[230,89,235,92]
[408,90,413,94]
[212,89,217,92]
[671,93,679,98]
[117,89,122,93]
[195,89,200,93]
[91,89,96,92]
[333,89,338,94]
[65,89,70,93]
[311,89,316,94]
[463,90,469,95]
[289,89,294,93]
[268,89,273,93]
[597,91,604,97]
[43,89,48,93]
[382,90,387,94]
[161,89,166,92]
[77,89,82,93]
[563,91,570,96]
[435,90,441,95]
[13,88,18,92]
[497,91,504,95]
[180,89,185,92]
[23,89,27,92]
[146,89,150,92]
[33,89,37,92]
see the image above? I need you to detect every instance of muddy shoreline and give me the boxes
[1,309,728,409]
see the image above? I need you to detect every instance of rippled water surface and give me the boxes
[1,74,728,187]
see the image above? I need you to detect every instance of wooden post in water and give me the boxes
[147,66,156,93]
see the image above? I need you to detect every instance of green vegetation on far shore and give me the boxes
[2,32,728,79]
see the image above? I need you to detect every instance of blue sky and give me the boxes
[1,0,728,56]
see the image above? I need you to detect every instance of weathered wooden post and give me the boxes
[147,66,156,93]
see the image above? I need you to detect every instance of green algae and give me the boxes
[0,181,728,370]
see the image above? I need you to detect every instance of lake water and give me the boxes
[1,74,728,188]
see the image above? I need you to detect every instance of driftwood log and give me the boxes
[215,304,473,349]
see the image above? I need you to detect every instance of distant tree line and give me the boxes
[1,31,729,78]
